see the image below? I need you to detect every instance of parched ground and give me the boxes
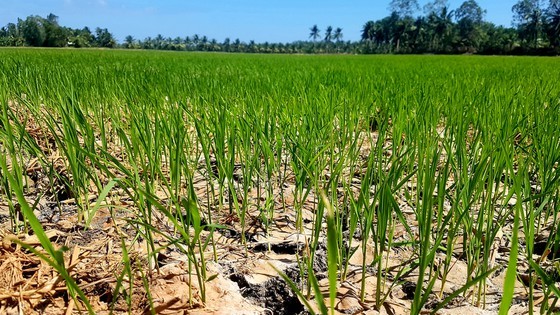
[0,119,557,315]
[0,178,549,315]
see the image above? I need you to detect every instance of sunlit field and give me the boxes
[1,49,559,314]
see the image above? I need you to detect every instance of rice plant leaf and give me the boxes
[206,274,219,282]
[308,264,330,315]
[528,260,560,298]
[321,191,338,315]
[86,178,118,228]
[0,158,58,260]
[13,240,94,314]
[499,191,521,315]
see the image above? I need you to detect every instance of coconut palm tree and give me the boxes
[309,24,321,41]
[426,5,454,51]
[333,27,343,42]
[324,26,333,42]
[545,0,560,48]
[361,21,376,41]
[455,0,486,52]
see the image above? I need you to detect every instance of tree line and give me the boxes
[0,14,116,48]
[360,0,560,54]
[1,0,559,55]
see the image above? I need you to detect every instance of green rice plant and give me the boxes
[528,260,560,313]
[335,119,363,284]
[238,99,282,242]
[0,108,23,232]
[498,157,522,315]
[117,109,159,272]
[373,160,414,308]
[321,190,339,315]
[349,109,414,308]
[271,191,340,315]
[410,143,442,315]
[0,96,94,314]
[235,105,263,245]
[188,104,225,248]
[41,96,98,218]
[206,98,237,214]
[274,263,327,315]
[79,110,215,305]
[323,103,362,282]
[110,237,135,313]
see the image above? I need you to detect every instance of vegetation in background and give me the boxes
[0,13,115,48]
[1,0,560,54]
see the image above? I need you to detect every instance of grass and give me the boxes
[0,49,559,313]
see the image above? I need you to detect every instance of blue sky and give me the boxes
[2,0,519,43]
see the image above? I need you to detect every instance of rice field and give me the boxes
[0,49,559,314]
